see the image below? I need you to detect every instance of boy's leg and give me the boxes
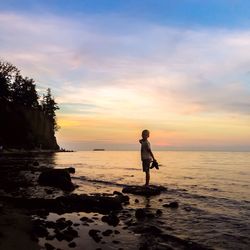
[142,159,151,186]
[145,171,150,186]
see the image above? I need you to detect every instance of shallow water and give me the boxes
[53,151,250,249]
[5,151,250,249]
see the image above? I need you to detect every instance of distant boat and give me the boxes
[93,148,105,151]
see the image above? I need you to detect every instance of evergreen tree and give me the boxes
[42,88,60,131]
[0,60,19,100]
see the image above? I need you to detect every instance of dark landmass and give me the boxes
[0,98,59,150]
[0,60,59,151]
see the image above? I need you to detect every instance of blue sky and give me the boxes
[1,1,250,150]
[1,0,250,28]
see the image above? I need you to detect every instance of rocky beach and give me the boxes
[1,151,249,250]
[0,153,211,250]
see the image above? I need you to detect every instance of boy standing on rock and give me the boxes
[139,129,157,186]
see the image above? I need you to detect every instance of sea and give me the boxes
[16,151,250,249]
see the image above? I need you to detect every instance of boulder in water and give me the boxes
[38,168,75,191]
[122,185,166,196]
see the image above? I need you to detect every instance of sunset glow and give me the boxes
[1,1,250,150]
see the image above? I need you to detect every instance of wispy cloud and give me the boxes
[1,11,250,148]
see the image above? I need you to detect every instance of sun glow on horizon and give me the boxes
[1,1,250,150]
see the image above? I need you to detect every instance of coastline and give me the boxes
[1,152,249,250]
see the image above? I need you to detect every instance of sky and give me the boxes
[1,0,250,151]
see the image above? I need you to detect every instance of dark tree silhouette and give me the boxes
[0,60,19,100]
[11,74,39,108]
[42,88,60,131]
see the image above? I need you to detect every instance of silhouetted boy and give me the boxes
[139,129,156,186]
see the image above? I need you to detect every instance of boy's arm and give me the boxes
[146,144,155,161]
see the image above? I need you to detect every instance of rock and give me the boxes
[156,209,163,215]
[38,169,75,191]
[89,229,102,242]
[158,199,163,202]
[135,208,146,219]
[122,185,166,196]
[102,229,113,236]
[55,218,68,230]
[46,235,55,241]
[135,199,139,203]
[46,189,53,195]
[68,242,77,248]
[113,191,122,196]
[134,225,162,235]
[116,194,129,203]
[55,232,64,241]
[33,161,39,166]
[67,167,75,174]
[114,230,120,234]
[163,201,179,209]
[101,214,120,227]
[3,193,123,214]
[44,243,55,250]
[112,240,120,244]
[33,222,49,238]
[45,221,56,229]
[63,227,78,241]
[80,217,94,223]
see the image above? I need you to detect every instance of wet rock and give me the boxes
[46,234,56,241]
[101,214,120,226]
[102,229,113,236]
[80,216,94,223]
[38,169,75,191]
[63,227,78,241]
[134,225,162,235]
[33,161,39,166]
[46,221,56,229]
[68,242,76,248]
[5,193,123,213]
[33,222,49,238]
[67,167,75,174]
[135,208,146,219]
[44,243,55,250]
[45,189,53,195]
[55,218,69,230]
[156,209,163,216]
[116,194,130,203]
[113,191,122,196]
[122,185,166,196]
[55,232,64,241]
[89,229,102,242]
[163,201,179,209]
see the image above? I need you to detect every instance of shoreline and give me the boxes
[1,153,248,250]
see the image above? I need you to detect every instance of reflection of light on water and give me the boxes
[23,151,250,249]
[53,151,250,202]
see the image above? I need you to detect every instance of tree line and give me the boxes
[0,60,59,131]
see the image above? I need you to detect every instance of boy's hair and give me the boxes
[142,129,150,137]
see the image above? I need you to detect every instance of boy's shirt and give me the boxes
[140,139,152,161]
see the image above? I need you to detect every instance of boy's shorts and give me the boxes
[142,159,151,172]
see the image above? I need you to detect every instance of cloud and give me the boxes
[1,11,250,120]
